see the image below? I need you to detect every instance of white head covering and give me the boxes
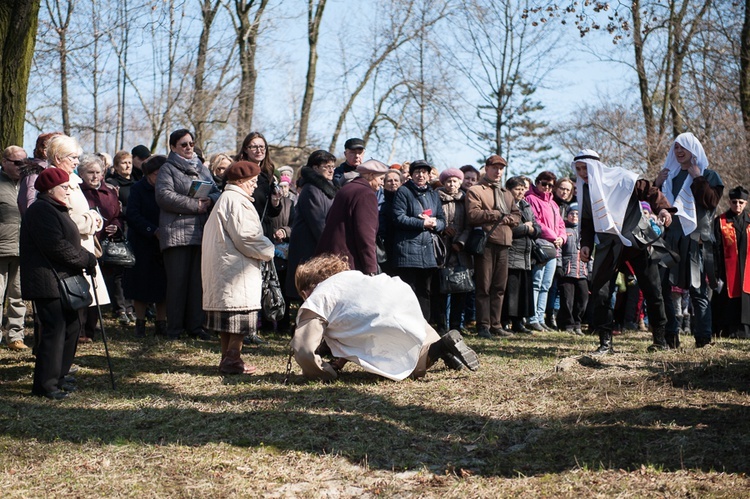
[573,149,638,247]
[661,132,708,236]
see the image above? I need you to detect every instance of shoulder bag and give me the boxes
[531,238,557,264]
[261,259,285,322]
[438,246,475,294]
[30,232,93,311]
[99,237,136,267]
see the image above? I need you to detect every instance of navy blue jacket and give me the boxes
[391,180,445,269]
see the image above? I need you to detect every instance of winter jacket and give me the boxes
[285,167,338,298]
[155,152,220,250]
[465,177,520,246]
[392,180,446,269]
[316,177,380,274]
[19,194,97,299]
[105,172,135,209]
[561,222,588,279]
[81,181,124,241]
[508,198,541,270]
[525,184,566,244]
[201,184,274,311]
[0,170,21,257]
[437,188,471,268]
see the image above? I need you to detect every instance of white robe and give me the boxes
[298,271,427,381]
[660,132,709,236]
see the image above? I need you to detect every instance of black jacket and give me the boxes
[20,194,97,299]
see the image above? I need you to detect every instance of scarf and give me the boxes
[167,151,203,176]
[661,132,709,236]
[573,149,638,246]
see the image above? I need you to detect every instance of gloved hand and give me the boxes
[86,266,97,277]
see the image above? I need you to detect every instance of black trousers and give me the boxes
[396,267,435,322]
[557,277,589,329]
[33,298,80,395]
[162,245,205,336]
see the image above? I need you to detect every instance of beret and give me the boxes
[439,168,464,185]
[225,161,261,181]
[34,167,69,192]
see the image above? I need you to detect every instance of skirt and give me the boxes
[503,268,534,319]
[204,310,259,335]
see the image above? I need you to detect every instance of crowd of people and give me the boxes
[1,128,748,397]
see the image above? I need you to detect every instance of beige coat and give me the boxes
[67,171,110,305]
[465,178,520,246]
[201,184,274,311]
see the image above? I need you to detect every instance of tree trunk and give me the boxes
[298,0,326,147]
[235,0,269,149]
[192,0,221,150]
[631,0,659,169]
[743,0,750,144]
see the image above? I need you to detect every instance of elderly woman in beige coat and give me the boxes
[46,135,110,342]
[202,161,274,375]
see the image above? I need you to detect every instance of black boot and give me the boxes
[154,320,167,337]
[647,328,668,352]
[134,319,147,338]
[592,330,613,356]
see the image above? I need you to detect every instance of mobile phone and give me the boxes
[422,208,432,216]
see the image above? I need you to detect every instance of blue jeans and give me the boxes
[530,258,556,325]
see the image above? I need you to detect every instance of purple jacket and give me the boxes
[525,185,566,244]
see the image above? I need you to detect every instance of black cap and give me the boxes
[131,145,151,160]
[344,138,365,150]
[409,159,432,175]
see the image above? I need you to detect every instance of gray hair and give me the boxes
[77,153,104,175]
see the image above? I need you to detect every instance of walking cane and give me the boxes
[90,272,116,390]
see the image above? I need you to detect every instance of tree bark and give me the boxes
[192,0,222,150]
[235,0,268,149]
[740,0,750,144]
[631,0,660,169]
[298,0,326,148]
[0,0,41,149]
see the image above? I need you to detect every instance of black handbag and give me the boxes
[465,219,502,256]
[532,238,557,264]
[439,265,475,294]
[431,233,447,268]
[261,259,285,321]
[99,238,136,267]
[58,274,94,311]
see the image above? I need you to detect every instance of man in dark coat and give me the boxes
[713,186,750,338]
[315,159,387,275]
[576,149,675,354]
[332,137,365,187]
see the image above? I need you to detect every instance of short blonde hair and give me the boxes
[295,254,350,297]
[46,135,81,166]
[113,150,132,168]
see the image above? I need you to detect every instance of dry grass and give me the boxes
[2,319,750,497]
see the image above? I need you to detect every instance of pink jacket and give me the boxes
[525,185,566,243]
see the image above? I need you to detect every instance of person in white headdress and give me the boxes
[575,149,675,354]
[654,133,723,348]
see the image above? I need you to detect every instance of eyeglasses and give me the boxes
[179,142,194,148]
[66,155,80,161]
[316,164,335,171]
[539,181,554,188]
[57,184,71,191]
[247,145,266,151]
[4,159,25,166]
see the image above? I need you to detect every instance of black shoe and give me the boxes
[191,329,214,341]
[546,316,558,330]
[59,382,78,392]
[63,375,76,384]
[442,352,464,371]
[695,337,713,348]
[527,322,545,332]
[512,321,531,334]
[490,327,514,337]
[592,330,614,356]
[154,320,168,337]
[244,333,267,345]
[134,319,147,338]
[441,330,479,371]
[592,344,613,356]
[34,390,69,400]
[476,327,496,340]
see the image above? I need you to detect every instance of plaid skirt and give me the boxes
[204,310,259,335]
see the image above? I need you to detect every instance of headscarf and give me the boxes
[661,132,709,236]
[573,149,638,246]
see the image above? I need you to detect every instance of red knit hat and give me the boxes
[34,167,69,192]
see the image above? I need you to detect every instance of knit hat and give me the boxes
[35,167,69,192]
[439,168,464,185]
[279,174,291,186]
[409,159,432,175]
[640,201,652,213]
[225,161,261,181]
[566,202,579,214]
[142,155,167,175]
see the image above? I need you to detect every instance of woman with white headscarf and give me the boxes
[575,149,675,354]
[654,133,724,348]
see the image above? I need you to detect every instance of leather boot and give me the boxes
[154,320,167,337]
[592,330,613,356]
[648,328,668,352]
[134,319,147,338]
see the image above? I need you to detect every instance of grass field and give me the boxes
[1,319,750,497]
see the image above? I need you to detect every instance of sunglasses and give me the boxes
[539,181,554,188]
[5,159,25,166]
[179,141,195,148]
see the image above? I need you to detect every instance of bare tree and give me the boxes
[43,0,75,135]
[741,0,750,144]
[297,0,327,148]
[191,0,223,150]
[0,0,41,149]
[233,0,269,148]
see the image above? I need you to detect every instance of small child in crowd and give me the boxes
[557,204,589,335]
